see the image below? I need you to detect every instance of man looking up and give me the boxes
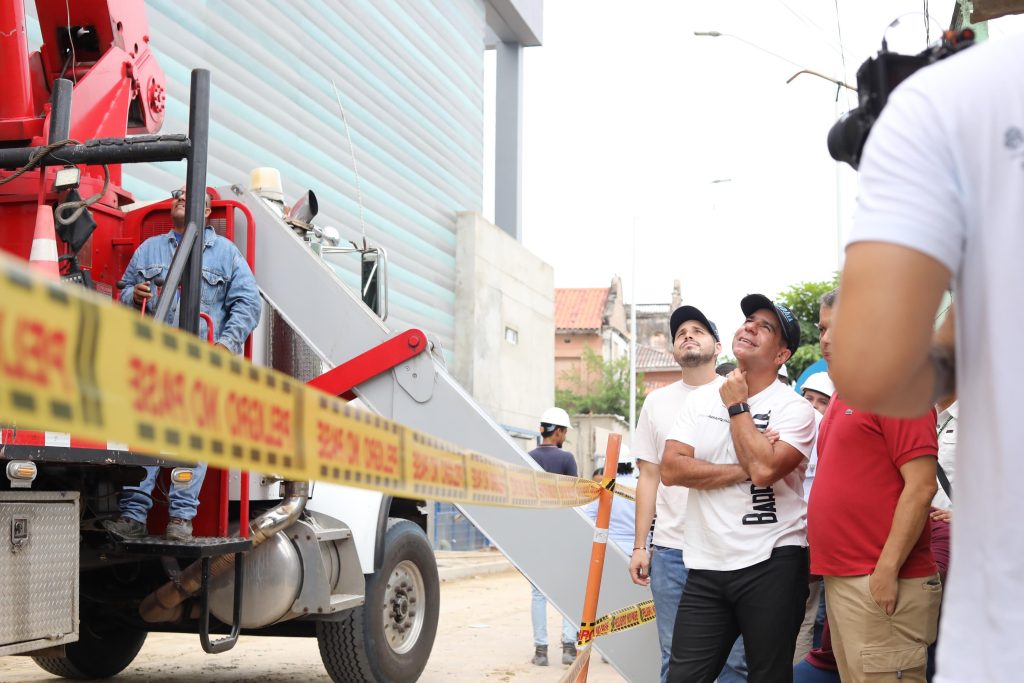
[628,305,723,683]
[809,289,940,683]
[104,185,260,541]
[662,294,817,682]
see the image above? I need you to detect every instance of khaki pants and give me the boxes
[793,579,822,664]
[823,574,942,683]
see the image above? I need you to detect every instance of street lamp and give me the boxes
[694,30,850,268]
[693,31,855,91]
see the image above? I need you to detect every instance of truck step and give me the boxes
[115,536,252,558]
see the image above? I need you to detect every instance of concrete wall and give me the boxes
[563,413,631,479]
[453,212,554,432]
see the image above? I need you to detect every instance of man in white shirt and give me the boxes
[662,294,817,682]
[829,33,1024,683]
[628,305,723,683]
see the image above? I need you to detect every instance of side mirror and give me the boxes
[360,247,388,321]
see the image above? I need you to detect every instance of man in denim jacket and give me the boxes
[105,186,260,541]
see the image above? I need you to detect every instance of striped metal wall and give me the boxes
[26,0,486,354]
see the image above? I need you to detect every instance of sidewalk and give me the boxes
[435,548,514,581]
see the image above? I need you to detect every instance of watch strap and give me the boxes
[727,402,750,417]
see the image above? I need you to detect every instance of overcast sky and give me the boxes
[485,1,1024,339]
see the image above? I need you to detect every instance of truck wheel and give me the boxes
[317,518,440,683]
[32,621,147,679]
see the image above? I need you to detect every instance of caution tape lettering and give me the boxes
[0,253,610,509]
[579,600,656,646]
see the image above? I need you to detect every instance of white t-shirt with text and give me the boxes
[634,377,724,549]
[847,35,1024,682]
[666,379,816,571]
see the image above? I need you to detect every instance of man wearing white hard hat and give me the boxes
[527,407,578,666]
[792,370,835,664]
[802,372,834,418]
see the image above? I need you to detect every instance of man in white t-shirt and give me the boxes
[829,34,1024,683]
[662,294,817,682]
[628,305,723,683]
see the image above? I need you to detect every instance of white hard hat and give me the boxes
[802,372,835,397]
[540,407,572,430]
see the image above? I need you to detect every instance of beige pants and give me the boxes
[793,579,822,664]
[823,574,942,683]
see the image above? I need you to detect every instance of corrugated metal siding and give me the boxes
[25,0,486,352]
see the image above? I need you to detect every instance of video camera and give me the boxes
[828,28,976,169]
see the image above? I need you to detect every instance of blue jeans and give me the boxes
[651,546,747,683]
[793,659,840,683]
[120,463,208,522]
[531,584,576,646]
[651,545,689,683]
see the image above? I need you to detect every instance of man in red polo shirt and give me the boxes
[808,288,941,683]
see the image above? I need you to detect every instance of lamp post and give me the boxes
[694,30,850,267]
[694,31,855,91]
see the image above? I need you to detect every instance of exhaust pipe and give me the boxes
[139,480,309,623]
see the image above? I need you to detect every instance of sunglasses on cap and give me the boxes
[171,189,212,202]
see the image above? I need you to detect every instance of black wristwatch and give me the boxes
[727,402,750,418]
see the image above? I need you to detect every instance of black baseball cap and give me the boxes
[740,294,801,355]
[670,305,719,342]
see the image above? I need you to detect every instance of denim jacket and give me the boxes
[118,227,261,354]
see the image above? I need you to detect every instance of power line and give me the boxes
[773,0,857,64]
[833,0,852,107]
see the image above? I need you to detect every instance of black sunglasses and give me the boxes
[171,189,212,202]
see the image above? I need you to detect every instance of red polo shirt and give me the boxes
[808,395,937,578]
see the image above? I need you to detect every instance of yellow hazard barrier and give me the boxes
[579,599,657,646]
[561,600,656,683]
[0,252,609,508]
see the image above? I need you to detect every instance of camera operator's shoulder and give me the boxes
[907,33,1023,100]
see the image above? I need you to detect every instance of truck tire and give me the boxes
[317,518,440,683]
[32,622,147,679]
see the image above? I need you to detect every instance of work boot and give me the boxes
[531,645,548,666]
[103,516,147,539]
[561,641,577,665]
[165,517,193,541]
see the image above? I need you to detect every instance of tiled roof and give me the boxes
[636,344,676,371]
[555,288,608,332]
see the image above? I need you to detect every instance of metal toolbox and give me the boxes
[0,491,79,656]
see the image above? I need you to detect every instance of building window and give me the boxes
[505,326,518,345]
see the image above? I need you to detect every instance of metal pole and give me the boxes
[179,69,211,335]
[574,433,622,682]
[48,79,73,142]
[153,221,201,324]
[0,137,192,169]
[629,219,637,444]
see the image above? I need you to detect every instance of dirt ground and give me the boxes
[0,569,627,683]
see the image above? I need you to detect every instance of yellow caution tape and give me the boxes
[614,482,636,502]
[0,253,603,509]
[577,599,656,646]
